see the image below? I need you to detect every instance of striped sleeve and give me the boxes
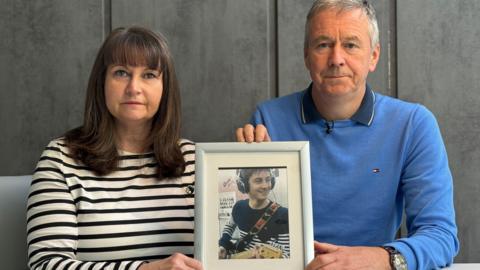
[26,140,145,270]
[273,232,290,258]
[218,217,237,251]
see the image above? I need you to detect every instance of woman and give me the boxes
[218,168,289,259]
[27,26,202,270]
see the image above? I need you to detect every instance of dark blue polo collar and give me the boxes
[300,83,375,126]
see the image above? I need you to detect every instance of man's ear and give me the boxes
[369,43,380,72]
[304,47,311,70]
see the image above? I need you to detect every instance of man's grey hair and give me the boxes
[304,0,379,50]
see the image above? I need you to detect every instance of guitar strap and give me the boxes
[249,202,280,235]
[233,201,280,254]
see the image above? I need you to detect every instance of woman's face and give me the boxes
[104,64,163,127]
[247,170,273,201]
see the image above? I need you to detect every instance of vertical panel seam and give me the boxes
[268,0,279,99]
[274,0,279,98]
[392,0,398,98]
[103,0,112,39]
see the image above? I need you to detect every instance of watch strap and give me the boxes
[381,246,408,270]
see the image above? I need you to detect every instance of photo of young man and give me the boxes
[218,168,290,259]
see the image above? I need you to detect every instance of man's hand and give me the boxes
[251,245,264,259]
[218,246,227,259]
[306,242,390,270]
[236,124,271,143]
[138,253,203,270]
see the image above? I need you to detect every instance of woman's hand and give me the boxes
[138,253,203,270]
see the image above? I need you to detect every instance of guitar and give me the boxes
[230,243,283,259]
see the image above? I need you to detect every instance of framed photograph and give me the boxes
[194,142,313,270]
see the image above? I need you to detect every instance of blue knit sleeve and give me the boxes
[250,106,265,126]
[386,105,459,270]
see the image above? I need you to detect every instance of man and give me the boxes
[218,168,289,259]
[237,1,459,269]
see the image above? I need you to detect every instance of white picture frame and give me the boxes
[194,141,313,270]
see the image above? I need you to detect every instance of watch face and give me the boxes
[392,253,408,270]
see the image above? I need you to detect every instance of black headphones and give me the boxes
[236,168,277,194]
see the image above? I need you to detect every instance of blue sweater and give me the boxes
[251,85,459,269]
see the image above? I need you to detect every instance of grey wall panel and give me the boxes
[112,0,274,142]
[0,0,478,263]
[397,1,480,262]
[277,1,395,97]
[367,0,396,97]
[0,0,105,175]
[277,0,311,96]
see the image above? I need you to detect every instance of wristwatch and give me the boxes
[382,246,408,270]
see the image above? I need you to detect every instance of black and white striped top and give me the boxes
[27,138,195,270]
[219,199,290,258]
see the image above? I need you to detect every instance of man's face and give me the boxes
[304,8,380,99]
[247,170,273,201]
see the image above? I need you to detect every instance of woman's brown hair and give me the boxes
[65,26,185,178]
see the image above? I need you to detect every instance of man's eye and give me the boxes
[344,43,358,49]
[253,178,262,183]
[317,43,329,48]
[113,70,128,77]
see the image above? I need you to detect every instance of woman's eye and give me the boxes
[113,70,129,77]
[143,72,158,79]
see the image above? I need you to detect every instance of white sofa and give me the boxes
[0,175,31,270]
